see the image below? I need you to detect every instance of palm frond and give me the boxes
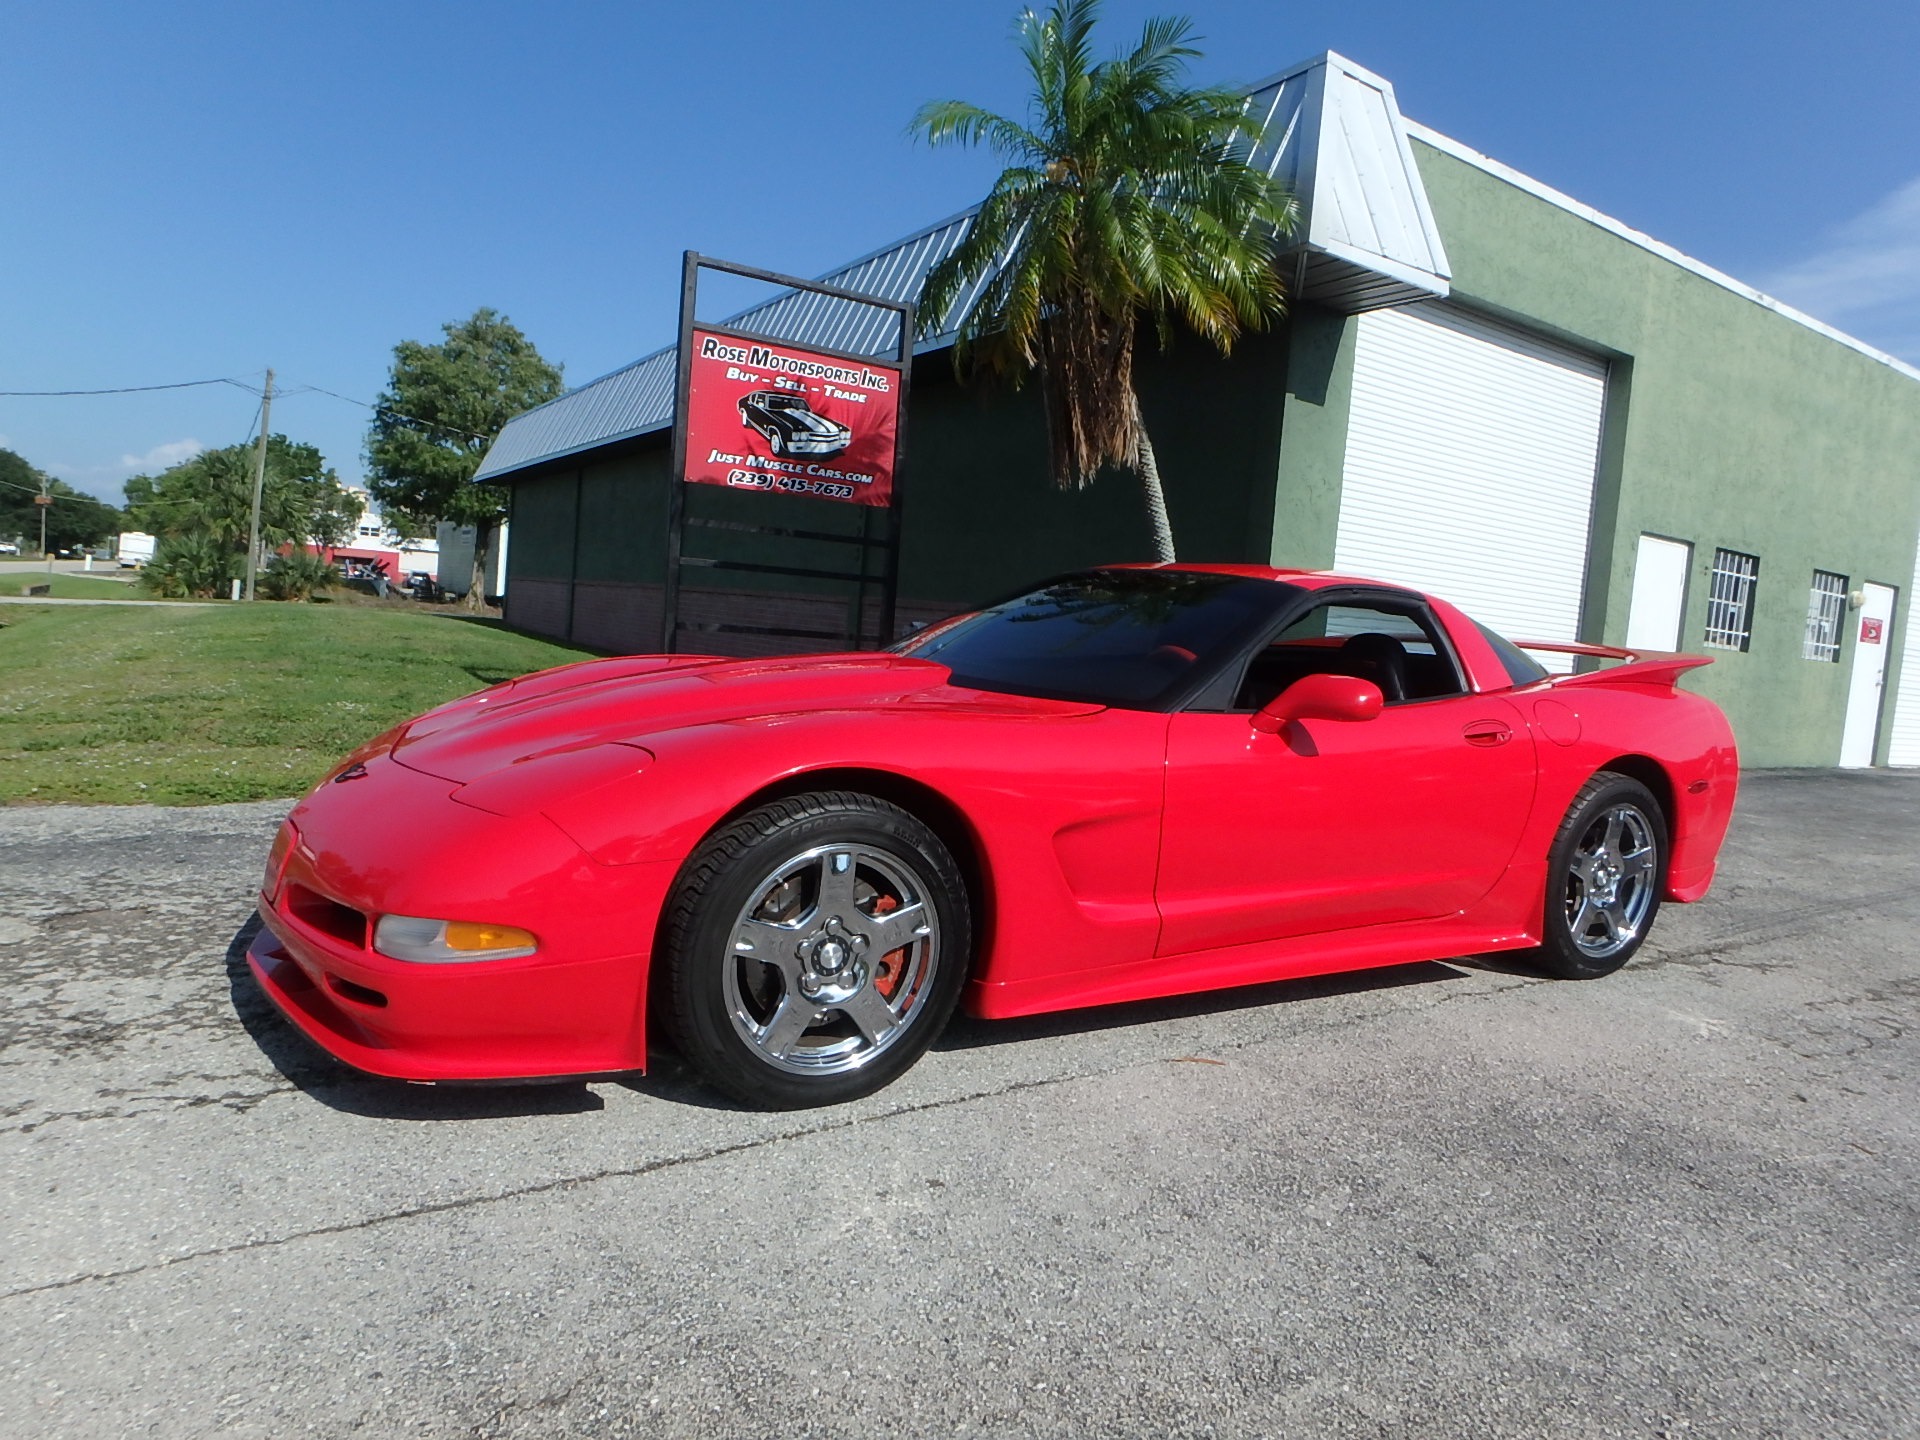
[913,0,1297,492]
[910,99,1046,161]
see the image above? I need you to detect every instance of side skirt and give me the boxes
[965,862,1548,1021]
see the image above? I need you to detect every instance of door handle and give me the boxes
[1463,721,1512,747]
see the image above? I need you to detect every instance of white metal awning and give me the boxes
[1242,52,1452,312]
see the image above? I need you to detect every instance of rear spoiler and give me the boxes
[1512,639,1714,692]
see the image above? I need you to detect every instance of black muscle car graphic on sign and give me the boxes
[738,390,853,458]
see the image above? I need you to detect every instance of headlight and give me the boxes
[373,915,538,963]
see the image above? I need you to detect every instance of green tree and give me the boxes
[257,549,341,602]
[365,308,564,608]
[912,0,1297,561]
[123,436,352,562]
[308,483,360,550]
[138,533,240,599]
[55,487,125,553]
[0,449,123,553]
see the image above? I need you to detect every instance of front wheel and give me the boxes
[661,792,972,1108]
[1532,772,1667,980]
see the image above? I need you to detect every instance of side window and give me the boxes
[1803,569,1847,662]
[1234,599,1466,710]
[1476,621,1551,688]
[1704,548,1760,651]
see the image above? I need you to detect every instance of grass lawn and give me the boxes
[0,573,148,599]
[0,602,594,805]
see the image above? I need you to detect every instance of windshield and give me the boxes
[764,394,808,409]
[898,569,1295,709]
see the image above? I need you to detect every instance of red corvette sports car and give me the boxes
[250,566,1737,1108]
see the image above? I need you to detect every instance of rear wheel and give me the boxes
[1533,772,1666,979]
[662,792,971,1108]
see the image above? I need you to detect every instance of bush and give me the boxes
[258,550,340,602]
[138,534,240,599]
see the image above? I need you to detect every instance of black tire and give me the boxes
[661,791,972,1108]
[767,429,785,457]
[1532,771,1667,980]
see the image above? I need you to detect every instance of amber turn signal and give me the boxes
[443,921,538,953]
[373,914,539,963]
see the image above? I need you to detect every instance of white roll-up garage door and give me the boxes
[1888,535,1920,766]
[1336,302,1608,665]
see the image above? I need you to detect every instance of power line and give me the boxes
[280,381,493,442]
[0,376,261,398]
[0,400,260,508]
[235,398,264,451]
[0,477,111,504]
[3,370,496,444]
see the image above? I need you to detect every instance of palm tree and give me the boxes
[912,0,1298,562]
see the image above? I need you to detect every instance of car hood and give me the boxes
[792,411,848,437]
[386,652,1097,784]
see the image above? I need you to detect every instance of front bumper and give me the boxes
[248,905,666,1082]
[248,758,679,1082]
[784,434,850,455]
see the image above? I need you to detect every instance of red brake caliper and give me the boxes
[870,894,905,999]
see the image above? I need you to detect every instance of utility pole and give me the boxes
[243,368,274,601]
[35,476,52,572]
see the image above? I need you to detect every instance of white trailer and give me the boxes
[117,532,157,568]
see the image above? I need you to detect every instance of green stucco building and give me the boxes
[476,53,1920,770]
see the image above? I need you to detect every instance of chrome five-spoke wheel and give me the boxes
[1535,771,1667,980]
[664,792,971,1108]
[1564,803,1658,958]
[725,841,941,1076]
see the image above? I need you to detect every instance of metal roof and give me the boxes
[474,214,985,482]
[477,50,1451,483]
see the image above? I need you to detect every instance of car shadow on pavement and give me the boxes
[605,1052,766,1112]
[225,910,1520,1117]
[605,963,1495,1113]
[1445,952,1554,979]
[223,914,611,1121]
[934,958,1479,1053]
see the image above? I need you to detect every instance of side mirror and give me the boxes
[1251,674,1384,734]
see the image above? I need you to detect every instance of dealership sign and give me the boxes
[663,252,915,655]
[683,327,901,507]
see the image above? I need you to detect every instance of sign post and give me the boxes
[664,252,912,654]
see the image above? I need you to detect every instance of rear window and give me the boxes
[1477,622,1550,687]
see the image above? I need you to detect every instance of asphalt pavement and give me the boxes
[1,772,1915,1438]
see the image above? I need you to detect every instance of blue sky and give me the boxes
[4,0,1918,503]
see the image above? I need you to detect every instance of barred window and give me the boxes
[1803,570,1848,662]
[1704,548,1760,651]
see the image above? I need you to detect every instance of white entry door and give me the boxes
[1892,539,1920,766]
[1839,582,1897,767]
[1625,535,1691,651]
